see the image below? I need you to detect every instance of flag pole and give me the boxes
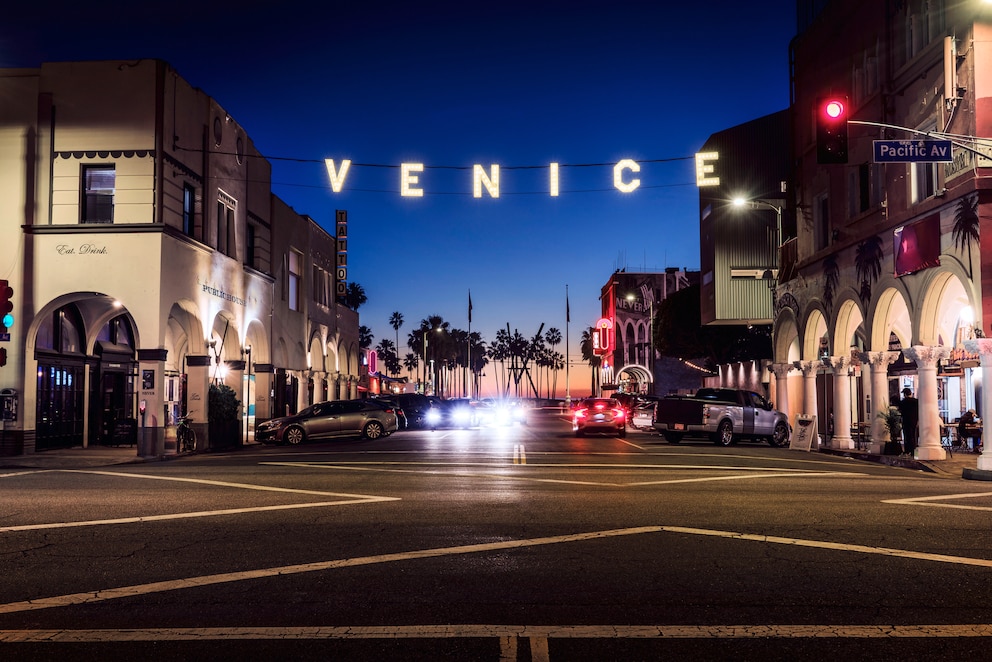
[468,290,472,399]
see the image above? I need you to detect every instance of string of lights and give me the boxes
[172,145,701,197]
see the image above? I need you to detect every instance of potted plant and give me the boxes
[878,406,903,455]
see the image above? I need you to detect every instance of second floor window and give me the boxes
[82,165,115,223]
[183,184,196,237]
[288,250,302,311]
[217,191,237,257]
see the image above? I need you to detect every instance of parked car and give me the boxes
[256,399,398,444]
[572,397,627,437]
[653,387,790,447]
[631,401,656,431]
[389,393,435,428]
[373,396,408,429]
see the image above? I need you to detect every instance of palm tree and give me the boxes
[822,256,840,312]
[580,327,602,396]
[375,339,400,376]
[488,328,510,395]
[358,325,374,350]
[545,327,562,398]
[855,235,883,310]
[344,282,367,311]
[953,193,980,275]
[389,311,404,361]
[403,352,419,381]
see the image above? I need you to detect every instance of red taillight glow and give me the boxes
[613,408,625,419]
[574,408,588,419]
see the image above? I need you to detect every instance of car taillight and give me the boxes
[574,408,588,419]
[613,408,625,419]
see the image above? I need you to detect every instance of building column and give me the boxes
[903,345,950,460]
[963,338,992,471]
[861,350,899,454]
[137,349,169,457]
[771,363,792,426]
[793,360,820,433]
[824,355,854,449]
[253,364,274,421]
[185,355,212,451]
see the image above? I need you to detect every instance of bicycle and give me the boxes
[176,412,196,453]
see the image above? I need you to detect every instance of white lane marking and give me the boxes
[883,491,992,512]
[264,461,868,487]
[0,499,398,533]
[0,470,398,533]
[3,624,992,642]
[627,472,867,486]
[0,527,663,614]
[3,524,991,616]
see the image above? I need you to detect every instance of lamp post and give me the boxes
[731,197,783,275]
[244,344,252,443]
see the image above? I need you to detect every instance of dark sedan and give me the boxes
[256,399,398,444]
[572,397,627,438]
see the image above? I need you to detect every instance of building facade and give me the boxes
[598,268,702,395]
[0,59,360,456]
[771,0,992,465]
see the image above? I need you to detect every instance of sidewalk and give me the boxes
[818,446,992,481]
[4,441,992,479]
[0,443,267,470]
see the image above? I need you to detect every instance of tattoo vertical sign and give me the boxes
[336,210,348,302]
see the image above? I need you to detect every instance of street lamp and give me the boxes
[731,197,784,281]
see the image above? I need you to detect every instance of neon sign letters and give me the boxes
[324,153,721,197]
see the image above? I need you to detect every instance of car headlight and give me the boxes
[426,408,442,424]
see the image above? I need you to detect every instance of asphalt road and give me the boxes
[2,411,991,660]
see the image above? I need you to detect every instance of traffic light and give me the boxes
[816,96,849,164]
[0,279,12,330]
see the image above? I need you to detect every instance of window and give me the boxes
[217,191,237,257]
[182,184,196,237]
[82,165,115,223]
[312,265,331,306]
[288,250,302,311]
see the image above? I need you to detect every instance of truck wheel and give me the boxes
[713,420,734,446]
[768,421,790,447]
[663,432,683,444]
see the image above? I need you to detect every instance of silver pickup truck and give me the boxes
[652,387,791,447]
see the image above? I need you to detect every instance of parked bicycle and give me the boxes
[176,411,196,453]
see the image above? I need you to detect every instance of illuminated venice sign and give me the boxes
[325,153,722,197]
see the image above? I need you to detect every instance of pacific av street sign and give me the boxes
[873,139,953,162]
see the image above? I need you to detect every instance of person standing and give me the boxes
[898,387,919,455]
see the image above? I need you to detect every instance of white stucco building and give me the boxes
[0,59,360,455]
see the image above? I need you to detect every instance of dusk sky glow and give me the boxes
[3,1,797,396]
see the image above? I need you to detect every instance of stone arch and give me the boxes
[308,332,325,372]
[616,363,652,393]
[833,295,866,354]
[918,265,975,348]
[869,286,912,351]
[772,307,800,364]
[802,306,830,360]
[244,319,268,365]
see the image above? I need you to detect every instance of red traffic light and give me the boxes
[816,95,849,164]
[823,99,845,119]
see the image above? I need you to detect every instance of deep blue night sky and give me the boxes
[3,1,796,395]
